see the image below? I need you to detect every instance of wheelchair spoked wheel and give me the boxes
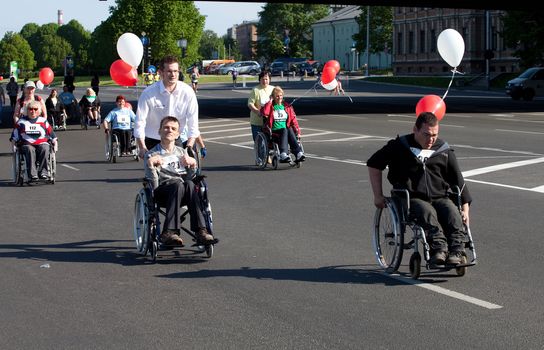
[254,132,268,169]
[133,189,151,256]
[373,198,404,273]
[80,114,88,130]
[48,151,56,184]
[409,252,422,279]
[13,150,25,186]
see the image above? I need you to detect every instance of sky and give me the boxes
[0,1,265,39]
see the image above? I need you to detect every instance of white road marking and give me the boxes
[462,157,544,177]
[61,164,79,171]
[495,129,544,135]
[384,273,503,309]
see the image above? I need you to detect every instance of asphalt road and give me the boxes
[1,79,543,349]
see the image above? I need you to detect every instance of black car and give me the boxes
[292,62,316,76]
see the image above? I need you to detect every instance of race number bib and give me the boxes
[410,148,435,163]
[162,155,185,175]
[117,114,130,125]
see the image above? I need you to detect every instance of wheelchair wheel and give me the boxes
[12,148,25,186]
[80,113,88,130]
[105,132,113,162]
[48,150,56,184]
[151,241,158,262]
[372,197,404,273]
[272,156,278,169]
[133,189,151,255]
[455,254,467,277]
[254,132,268,169]
[409,252,421,279]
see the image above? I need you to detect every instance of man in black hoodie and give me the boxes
[367,112,471,266]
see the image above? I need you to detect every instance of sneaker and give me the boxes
[30,175,39,182]
[39,173,49,180]
[196,228,214,243]
[429,251,447,265]
[296,151,306,161]
[447,251,464,265]
[279,152,290,162]
[159,230,183,246]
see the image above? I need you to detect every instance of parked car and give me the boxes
[505,67,544,101]
[219,61,261,75]
[292,62,316,76]
[270,62,288,76]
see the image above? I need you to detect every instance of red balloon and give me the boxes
[110,59,138,86]
[321,66,337,84]
[323,60,340,74]
[39,67,54,85]
[415,95,446,120]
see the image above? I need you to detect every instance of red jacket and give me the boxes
[260,101,301,135]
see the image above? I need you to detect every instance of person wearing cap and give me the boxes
[102,95,136,155]
[10,100,57,181]
[13,80,47,127]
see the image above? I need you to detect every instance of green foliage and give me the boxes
[353,6,393,54]
[0,32,35,72]
[88,0,205,71]
[199,30,223,59]
[36,35,72,71]
[256,3,329,61]
[501,11,544,69]
[223,35,242,61]
[58,20,92,70]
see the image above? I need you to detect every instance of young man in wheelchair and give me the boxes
[144,116,214,246]
[10,100,57,181]
[260,86,305,163]
[367,112,471,266]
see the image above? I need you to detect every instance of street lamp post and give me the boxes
[177,37,187,66]
[140,32,150,75]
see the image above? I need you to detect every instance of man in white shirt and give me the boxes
[135,55,200,159]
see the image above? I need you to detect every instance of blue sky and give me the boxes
[1,1,265,39]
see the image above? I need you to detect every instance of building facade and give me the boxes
[235,21,258,60]
[312,5,392,72]
[392,7,519,75]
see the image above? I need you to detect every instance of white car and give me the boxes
[505,67,544,101]
[219,61,261,75]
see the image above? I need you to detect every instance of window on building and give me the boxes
[420,30,426,53]
[430,29,436,53]
[409,31,414,53]
[397,32,403,54]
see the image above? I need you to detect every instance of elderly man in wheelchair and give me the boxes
[10,100,58,184]
[143,116,215,248]
[367,112,475,278]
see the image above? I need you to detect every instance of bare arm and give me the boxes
[368,166,386,209]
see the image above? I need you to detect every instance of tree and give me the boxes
[0,32,35,73]
[88,0,205,71]
[199,30,223,59]
[501,10,544,69]
[223,35,241,61]
[36,34,72,71]
[57,20,92,71]
[256,4,329,62]
[352,6,393,55]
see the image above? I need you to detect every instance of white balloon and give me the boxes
[117,32,144,67]
[36,80,44,90]
[437,28,465,68]
[320,79,338,91]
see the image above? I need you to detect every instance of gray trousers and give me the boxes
[22,143,50,178]
[409,197,465,253]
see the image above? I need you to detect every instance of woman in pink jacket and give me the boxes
[260,86,305,162]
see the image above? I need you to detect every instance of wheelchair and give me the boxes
[12,141,57,186]
[254,127,304,170]
[105,129,139,163]
[133,174,216,262]
[372,187,477,279]
[80,107,101,130]
[49,111,67,131]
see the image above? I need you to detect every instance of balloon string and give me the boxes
[290,82,320,105]
[442,68,457,100]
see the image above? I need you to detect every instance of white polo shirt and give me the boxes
[135,80,199,141]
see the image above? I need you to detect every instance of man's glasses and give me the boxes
[28,108,39,111]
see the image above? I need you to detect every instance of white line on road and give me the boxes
[495,129,544,135]
[384,273,503,309]
[61,164,79,171]
[462,157,544,177]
